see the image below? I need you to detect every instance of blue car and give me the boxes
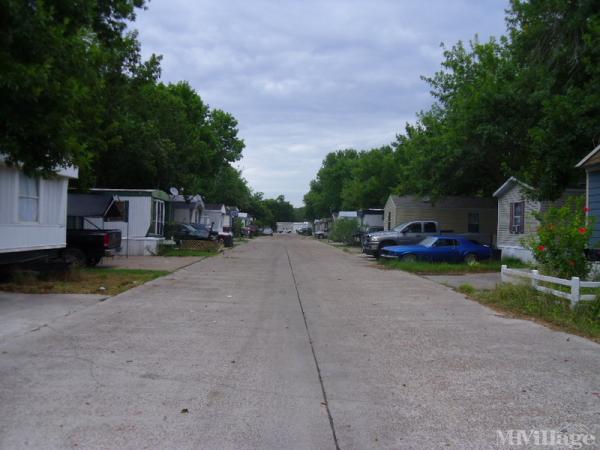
[380,236,492,264]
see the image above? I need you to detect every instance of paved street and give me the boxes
[1,235,599,449]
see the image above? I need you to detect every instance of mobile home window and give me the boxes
[18,175,39,222]
[510,202,525,234]
[387,212,391,230]
[468,212,479,233]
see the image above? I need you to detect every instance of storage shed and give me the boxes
[383,194,497,241]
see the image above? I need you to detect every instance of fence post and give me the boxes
[570,277,580,307]
[501,265,507,283]
[531,269,539,290]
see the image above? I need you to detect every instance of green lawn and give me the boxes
[460,283,600,342]
[0,267,169,296]
[380,257,530,275]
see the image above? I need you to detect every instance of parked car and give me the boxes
[170,224,210,244]
[354,226,383,244]
[262,227,274,236]
[65,229,122,267]
[189,223,213,240]
[379,236,492,264]
[362,220,491,258]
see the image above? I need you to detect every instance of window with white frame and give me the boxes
[510,201,525,234]
[152,200,165,235]
[18,174,40,222]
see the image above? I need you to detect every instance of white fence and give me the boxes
[501,265,600,307]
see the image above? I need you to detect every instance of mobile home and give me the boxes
[0,157,78,264]
[85,189,168,256]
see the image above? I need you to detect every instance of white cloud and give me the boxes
[134,0,507,206]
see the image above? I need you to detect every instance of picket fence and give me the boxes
[501,265,600,307]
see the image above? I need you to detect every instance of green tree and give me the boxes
[0,0,148,175]
[303,149,359,218]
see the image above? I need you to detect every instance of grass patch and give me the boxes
[157,247,217,257]
[381,258,530,275]
[466,283,600,342]
[0,267,169,296]
[457,283,476,295]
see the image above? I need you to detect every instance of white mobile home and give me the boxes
[358,209,384,230]
[276,222,294,233]
[201,204,227,233]
[85,189,168,256]
[0,157,78,264]
[168,194,204,225]
[224,206,239,232]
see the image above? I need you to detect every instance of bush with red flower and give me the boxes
[524,196,594,279]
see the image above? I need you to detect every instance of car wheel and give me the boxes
[87,256,102,267]
[464,253,478,265]
[401,254,417,263]
[63,248,87,268]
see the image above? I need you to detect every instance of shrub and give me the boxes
[329,218,360,244]
[524,196,593,279]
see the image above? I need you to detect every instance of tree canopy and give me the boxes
[304,0,600,218]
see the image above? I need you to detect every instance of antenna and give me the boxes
[169,187,179,196]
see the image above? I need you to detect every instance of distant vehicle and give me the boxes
[262,227,274,236]
[65,229,122,267]
[296,227,312,236]
[379,236,492,264]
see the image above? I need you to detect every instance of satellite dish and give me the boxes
[169,187,179,196]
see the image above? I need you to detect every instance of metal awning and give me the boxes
[67,193,123,220]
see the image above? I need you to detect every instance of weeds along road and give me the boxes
[1,234,599,449]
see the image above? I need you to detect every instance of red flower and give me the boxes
[578,227,588,234]
[537,245,546,251]
[584,207,591,213]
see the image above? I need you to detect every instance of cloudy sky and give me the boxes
[134,0,508,206]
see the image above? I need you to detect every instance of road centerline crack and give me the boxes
[285,246,340,450]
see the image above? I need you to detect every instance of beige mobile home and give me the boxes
[383,195,497,242]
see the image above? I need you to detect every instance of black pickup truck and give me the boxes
[64,229,121,267]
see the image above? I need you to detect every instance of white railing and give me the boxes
[501,265,600,306]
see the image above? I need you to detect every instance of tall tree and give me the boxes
[0,0,147,175]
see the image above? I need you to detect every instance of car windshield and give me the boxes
[192,224,208,230]
[392,222,409,232]
[419,236,438,247]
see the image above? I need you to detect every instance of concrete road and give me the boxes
[1,235,599,449]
